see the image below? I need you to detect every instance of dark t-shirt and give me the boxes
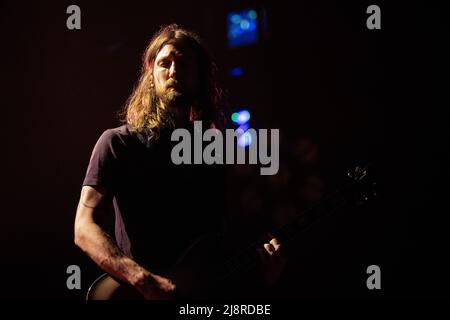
[83,124,225,273]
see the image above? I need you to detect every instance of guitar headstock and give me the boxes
[346,163,377,206]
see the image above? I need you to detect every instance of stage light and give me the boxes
[232,110,253,147]
[231,110,250,124]
[240,20,250,30]
[230,66,244,77]
[237,123,250,132]
[237,131,253,148]
[227,9,259,48]
[237,110,250,124]
[248,10,257,20]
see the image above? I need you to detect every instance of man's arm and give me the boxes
[74,185,175,299]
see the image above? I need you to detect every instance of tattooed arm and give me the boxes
[74,185,175,299]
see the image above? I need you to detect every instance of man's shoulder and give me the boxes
[90,124,144,155]
[101,124,129,137]
[98,124,135,143]
[98,124,159,150]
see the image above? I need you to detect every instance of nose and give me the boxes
[169,62,177,79]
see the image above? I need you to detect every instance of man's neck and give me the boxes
[171,106,193,129]
[160,100,192,129]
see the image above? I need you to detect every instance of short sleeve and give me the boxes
[82,129,124,189]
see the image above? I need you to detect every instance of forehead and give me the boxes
[155,43,196,61]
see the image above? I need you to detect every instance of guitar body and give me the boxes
[87,233,234,300]
[86,273,141,300]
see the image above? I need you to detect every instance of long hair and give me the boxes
[122,24,227,139]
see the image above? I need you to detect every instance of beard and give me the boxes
[157,80,194,108]
[160,88,185,108]
[152,81,195,129]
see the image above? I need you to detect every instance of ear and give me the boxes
[144,59,154,72]
[144,62,155,87]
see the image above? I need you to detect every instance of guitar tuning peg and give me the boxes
[348,165,367,181]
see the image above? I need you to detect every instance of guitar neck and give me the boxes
[217,187,351,281]
[274,188,348,245]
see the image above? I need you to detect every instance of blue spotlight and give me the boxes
[230,66,244,77]
[227,9,259,48]
[231,110,250,124]
[237,131,253,148]
[237,123,250,132]
[236,110,250,124]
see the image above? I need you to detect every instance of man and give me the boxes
[74,24,285,300]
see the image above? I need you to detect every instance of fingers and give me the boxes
[152,274,176,292]
[269,238,281,251]
[263,238,281,256]
[163,278,176,291]
[263,243,275,256]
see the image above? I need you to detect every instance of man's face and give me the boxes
[153,43,200,112]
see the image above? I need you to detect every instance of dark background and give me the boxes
[1,0,448,300]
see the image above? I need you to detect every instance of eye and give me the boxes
[159,60,171,68]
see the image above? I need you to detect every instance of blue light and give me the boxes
[230,67,244,77]
[236,110,250,124]
[231,110,250,124]
[230,14,241,24]
[237,131,253,148]
[248,10,258,20]
[240,20,250,30]
[237,123,250,132]
[227,9,259,48]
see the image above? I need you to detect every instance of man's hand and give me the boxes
[257,237,288,286]
[134,270,177,300]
